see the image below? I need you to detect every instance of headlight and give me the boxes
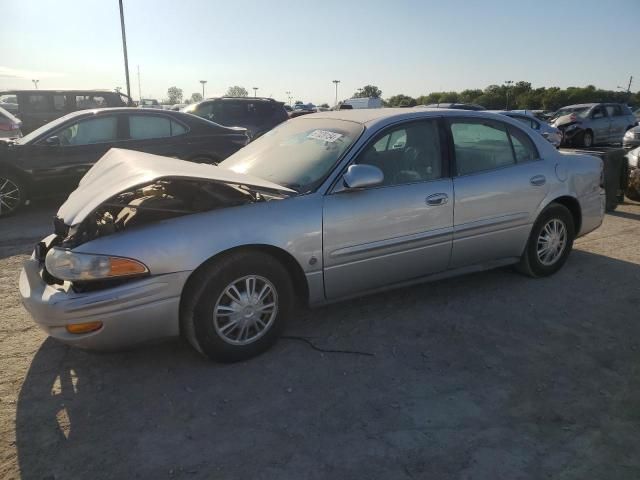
[45,248,148,282]
[628,153,639,168]
[624,130,633,138]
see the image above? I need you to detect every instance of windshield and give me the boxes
[16,112,84,144]
[219,118,364,192]
[551,106,590,121]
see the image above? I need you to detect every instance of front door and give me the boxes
[447,117,551,268]
[322,119,453,299]
[24,114,125,194]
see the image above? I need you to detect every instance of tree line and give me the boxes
[381,82,639,111]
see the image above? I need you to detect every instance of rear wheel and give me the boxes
[183,251,293,362]
[517,204,575,278]
[0,173,25,218]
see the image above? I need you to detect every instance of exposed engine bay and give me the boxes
[55,178,285,248]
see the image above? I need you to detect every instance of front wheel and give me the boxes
[581,130,594,148]
[184,251,294,362]
[517,204,575,278]
[0,172,26,218]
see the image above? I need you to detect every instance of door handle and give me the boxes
[530,175,546,186]
[426,193,448,206]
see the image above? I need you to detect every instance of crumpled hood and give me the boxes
[552,113,580,127]
[57,148,294,226]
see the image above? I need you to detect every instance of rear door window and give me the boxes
[75,95,109,109]
[53,95,66,112]
[129,115,187,139]
[508,126,539,163]
[23,94,51,113]
[450,120,515,175]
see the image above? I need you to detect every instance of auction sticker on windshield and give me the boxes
[307,130,343,142]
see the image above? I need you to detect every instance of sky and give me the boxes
[1,0,638,105]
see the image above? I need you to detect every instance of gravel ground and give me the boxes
[1,199,639,480]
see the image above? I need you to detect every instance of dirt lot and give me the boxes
[1,199,640,480]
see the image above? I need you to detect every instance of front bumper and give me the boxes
[19,253,190,350]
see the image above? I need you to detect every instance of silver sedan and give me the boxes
[20,109,605,362]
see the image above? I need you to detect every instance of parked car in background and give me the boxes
[625,146,640,201]
[496,110,562,147]
[623,125,640,148]
[343,97,383,109]
[421,103,486,111]
[0,106,22,138]
[289,104,316,118]
[19,109,604,362]
[170,104,187,111]
[0,108,249,217]
[0,94,18,114]
[138,99,162,109]
[633,107,640,122]
[183,97,288,139]
[0,90,133,133]
[550,103,637,148]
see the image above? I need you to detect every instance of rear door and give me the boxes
[322,118,454,299]
[17,93,66,133]
[448,117,552,268]
[605,104,625,141]
[121,113,194,158]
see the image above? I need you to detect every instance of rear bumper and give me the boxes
[19,256,190,350]
[577,191,606,237]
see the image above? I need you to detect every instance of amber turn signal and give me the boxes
[108,257,148,277]
[66,321,103,334]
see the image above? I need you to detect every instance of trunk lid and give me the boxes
[57,148,294,226]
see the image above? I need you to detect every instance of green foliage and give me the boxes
[384,82,638,111]
[386,94,417,107]
[190,92,203,103]
[353,85,382,98]
[167,86,183,104]
[225,86,248,97]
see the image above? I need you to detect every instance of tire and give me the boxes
[0,172,26,218]
[581,130,594,148]
[183,251,294,362]
[517,203,575,278]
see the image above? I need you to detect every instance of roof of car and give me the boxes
[300,108,523,127]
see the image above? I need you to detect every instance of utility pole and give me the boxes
[504,80,513,110]
[200,80,207,99]
[32,79,39,89]
[332,80,340,106]
[137,65,142,103]
[626,75,633,94]
[286,91,291,106]
[253,87,258,97]
[118,0,132,104]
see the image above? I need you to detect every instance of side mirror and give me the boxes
[342,164,384,190]
[45,136,61,146]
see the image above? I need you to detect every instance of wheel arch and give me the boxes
[178,244,310,339]
[547,195,582,233]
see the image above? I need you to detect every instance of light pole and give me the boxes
[285,91,291,106]
[504,80,513,110]
[118,0,132,103]
[253,87,258,97]
[332,79,340,106]
[200,80,207,99]
[32,79,39,89]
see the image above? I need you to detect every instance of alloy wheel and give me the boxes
[0,177,21,216]
[213,275,278,346]
[537,219,567,266]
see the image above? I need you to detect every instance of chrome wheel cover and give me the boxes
[0,177,20,215]
[213,275,278,346]
[537,219,567,266]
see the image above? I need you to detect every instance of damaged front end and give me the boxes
[55,177,273,249]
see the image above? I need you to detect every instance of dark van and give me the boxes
[0,90,133,133]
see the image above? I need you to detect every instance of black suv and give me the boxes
[0,90,133,133]
[183,97,288,139]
